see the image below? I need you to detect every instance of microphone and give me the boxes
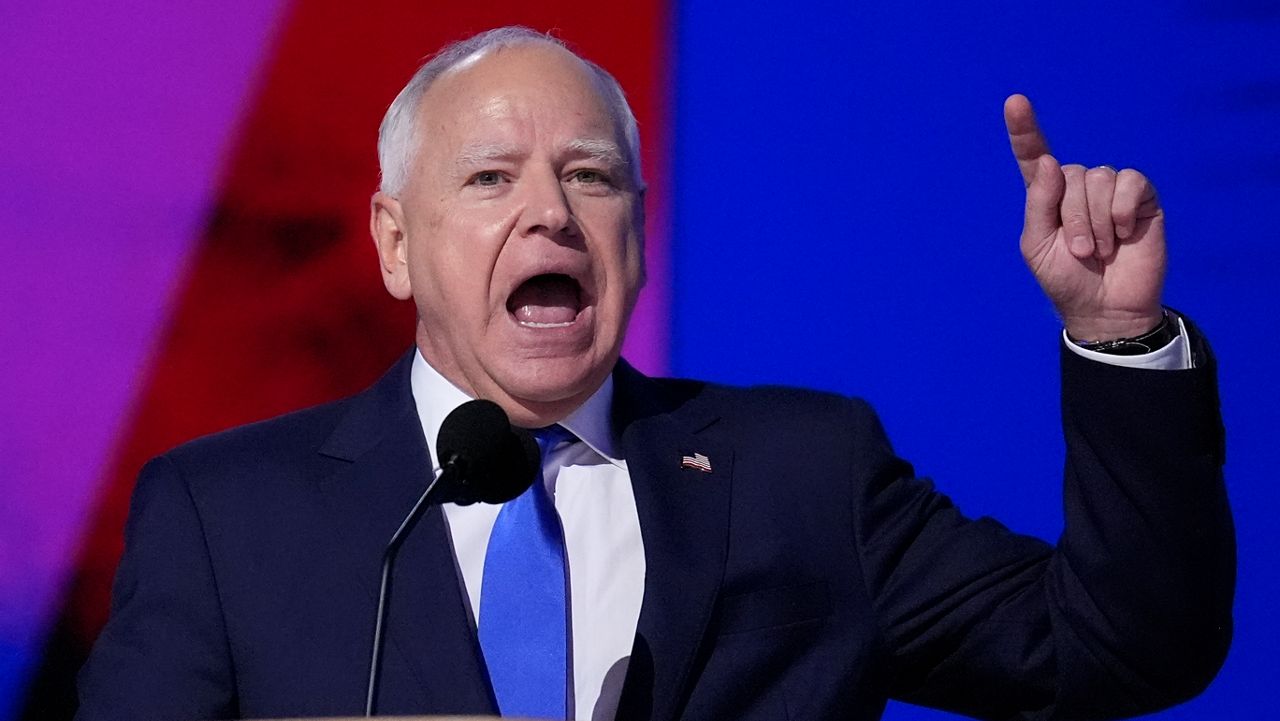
[365,399,540,716]
[436,399,540,505]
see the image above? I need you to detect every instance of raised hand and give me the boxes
[1005,94,1166,342]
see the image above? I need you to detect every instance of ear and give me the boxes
[370,192,413,300]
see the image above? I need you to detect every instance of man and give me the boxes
[77,26,1233,721]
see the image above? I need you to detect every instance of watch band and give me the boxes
[1069,310,1180,356]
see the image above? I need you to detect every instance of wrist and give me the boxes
[1067,309,1179,355]
[1063,308,1166,343]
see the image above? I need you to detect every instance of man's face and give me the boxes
[371,43,645,427]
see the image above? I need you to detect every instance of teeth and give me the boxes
[518,320,575,329]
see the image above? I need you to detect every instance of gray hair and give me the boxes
[376,26,643,196]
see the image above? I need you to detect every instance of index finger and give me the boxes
[1004,94,1053,187]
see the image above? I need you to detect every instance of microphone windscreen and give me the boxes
[436,399,540,504]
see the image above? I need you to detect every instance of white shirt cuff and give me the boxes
[1062,316,1192,370]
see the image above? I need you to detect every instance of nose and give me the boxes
[518,169,577,238]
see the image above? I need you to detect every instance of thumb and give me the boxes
[1024,154,1064,241]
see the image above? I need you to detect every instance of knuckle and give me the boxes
[1087,192,1112,211]
[1118,168,1150,188]
[1062,210,1091,231]
[1112,205,1136,221]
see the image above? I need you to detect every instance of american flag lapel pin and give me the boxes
[680,452,712,473]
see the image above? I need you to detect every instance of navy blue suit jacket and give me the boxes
[77,341,1233,721]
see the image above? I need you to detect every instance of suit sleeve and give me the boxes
[76,455,238,721]
[852,330,1233,721]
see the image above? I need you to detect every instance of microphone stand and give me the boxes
[364,457,458,716]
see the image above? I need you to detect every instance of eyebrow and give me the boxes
[454,143,523,167]
[452,139,628,168]
[562,138,627,168]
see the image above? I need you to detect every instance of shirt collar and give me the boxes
[410,349,622,472]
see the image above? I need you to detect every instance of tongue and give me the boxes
[510,275,580,325]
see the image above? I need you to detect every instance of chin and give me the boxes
[494,357,609,412]
[506,366,595,402]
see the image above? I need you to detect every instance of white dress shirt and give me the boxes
[410,352,646,721]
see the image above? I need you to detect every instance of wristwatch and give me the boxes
[1069,310,1180,356]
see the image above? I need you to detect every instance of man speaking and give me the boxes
[76,26,1233,721]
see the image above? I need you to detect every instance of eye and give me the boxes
[468,171,504,187]
[570,169,609,185]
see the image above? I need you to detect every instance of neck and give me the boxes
[414,334,601,429]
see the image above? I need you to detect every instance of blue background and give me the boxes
[672,1,1277,718]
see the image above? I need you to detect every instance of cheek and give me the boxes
[617,227,647,291]
[582,203,644,267]
[414,216,512,311]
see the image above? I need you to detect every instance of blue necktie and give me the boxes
[479,425,572,719]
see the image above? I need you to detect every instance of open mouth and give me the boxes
[507,273,585,328]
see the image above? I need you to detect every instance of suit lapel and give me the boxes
[315,352,495,715]
[613,365,733,721]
